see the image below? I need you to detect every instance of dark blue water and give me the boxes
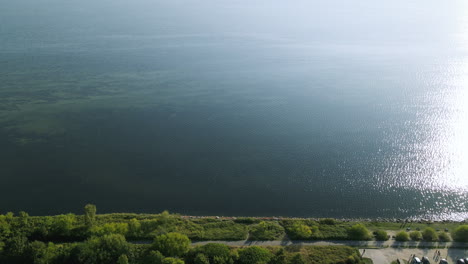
[1,0,467,220]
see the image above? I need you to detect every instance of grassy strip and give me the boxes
[1,209,466,243]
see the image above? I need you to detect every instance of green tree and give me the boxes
[52,214,76,236]
[5,235,29,257]
[144,250,165,264]
[192,243,232,264]
[374,230,388,241]
[30,241,58,264]
[269,248,286,264]
[77,234,129,264]
[153,232,191,257]
[128,218,142,237]
[395,231,409,242]
[84,204,97,228]
[194,253,210,264]
[238,246,272,264]
[118,254,129,264]
[0,216,11,240]
[422,228,438,241]
[17,211,32,233]
[347,224,371,240]
[409,231,422,241]
[453,225,468,242]
[290,253,306,264]
[163,257,185,264]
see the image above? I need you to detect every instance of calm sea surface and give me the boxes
[1,0,467,220]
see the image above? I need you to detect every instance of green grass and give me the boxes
[363,221,458,233]
[3,211,468,243]
[248,221,285,240]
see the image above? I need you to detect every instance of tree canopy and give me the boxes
[153,232,191,257]
[453,225,468,242]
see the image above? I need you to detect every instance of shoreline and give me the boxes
[179,215,468,223]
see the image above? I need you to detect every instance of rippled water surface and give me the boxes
[1,0,467,220]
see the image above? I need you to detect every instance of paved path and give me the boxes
[190,240,468,249]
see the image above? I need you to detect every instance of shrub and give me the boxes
[238,246,272,264]
[163,257,185,264]
[374,230,388,241]
[90,223,129,236]
[128,218,142,238]
[269,248,286,264]
[438,232,451,242]
[153,233,191,257]
[453,225,468,242]
[319,219,336,225]
[194,253,210,264]
[409,231,422,241]
[289,224,312,240]
[347,224,371,240]
[190,243,232,264]
[77,234,130,264]
[118,254,129,264]
[290,253,306,264]
[422,228,438,242]
[144,250,165,264]
[395,231,409,242]
[249,222,284,240]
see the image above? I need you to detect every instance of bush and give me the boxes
[249,222,284,240]
[290,253,306,264]
[319,219,336,225]
[347,224,371,240]
[118,254,129,264]
[395,231,409,242]
[90,223,129,236]
[238,246,272,264]
[153,233,191,257]
[289,224,312,240]
[409,231,422,241]
[163,257,185,264]
[190,243,232,264]
[144,250,165,264]
[197,221,249,241]
[422,228,438,242]
[438,232,451,242]
[453,225,468,242]
[77,234,130,264]
[374,230,388,241]
[194,253,210,264]
[269,248,286,264]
